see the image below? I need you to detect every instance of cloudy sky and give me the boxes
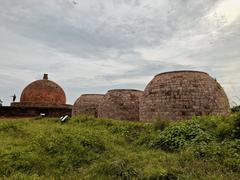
[0,0,239,106]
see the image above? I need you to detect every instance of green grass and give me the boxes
[0,114,240,179]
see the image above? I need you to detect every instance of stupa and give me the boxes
[139,71,230,121]
[7,74,72,117]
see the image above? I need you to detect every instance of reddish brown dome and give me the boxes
[98,89,143,121]
[20,74,66,106]
[140,71,230,121]
[72,94,104,117]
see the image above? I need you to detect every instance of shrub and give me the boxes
[192,115,237,140]
[232,114,240,139]
[192,142,223,160]
[149,121,213,151]
[232,105,240,113]
[153,118,170,131]
[224,140,240,172]
[191,140,240,172]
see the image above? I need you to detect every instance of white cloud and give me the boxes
[207,0,240,26]
[0,0,239,106]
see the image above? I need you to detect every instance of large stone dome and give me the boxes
[98,89,143,121]
[72,94,104,117]
[19,74,66,107]
[140,71,230,121]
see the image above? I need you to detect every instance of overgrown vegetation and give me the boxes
[232,105,240,113]
[0,114,240,179]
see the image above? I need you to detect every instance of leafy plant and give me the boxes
[149,121,213,151]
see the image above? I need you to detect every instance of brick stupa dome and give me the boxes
[98,89,143,121]
[13,74,67,107]
[139,71,230,121]
[72,94,104,117]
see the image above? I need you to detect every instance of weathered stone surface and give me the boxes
[72,94,104,117]
[140,71,230,121]
[19,74,66,107]
[98,89,143,121]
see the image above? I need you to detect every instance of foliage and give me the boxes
[153,117,170,131]
[149,120,213,151]
[0,114,240,179]
[232,105,240,113]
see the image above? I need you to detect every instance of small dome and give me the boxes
[20,74,66,106]
[140,71,230,121]
[72,94,104,117]
[98,89,143,121]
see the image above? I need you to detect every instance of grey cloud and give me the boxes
[0,0,239,106]
[0,0,221,58]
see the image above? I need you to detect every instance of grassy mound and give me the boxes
[0,114,240,179]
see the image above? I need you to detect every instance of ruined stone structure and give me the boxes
[7,74,72,117]
[98,89,143,121]
[72,94,104,117]
[140,71,230,121]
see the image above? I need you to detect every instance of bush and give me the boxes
[232,114,240,139]
[153,118,170,131]
[224,140,240,172]
[149,121,213,151]
[191,115,238,140]
[232,105,240,113]
[191,139,240,172]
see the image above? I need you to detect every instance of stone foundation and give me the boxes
[0,106,72,118]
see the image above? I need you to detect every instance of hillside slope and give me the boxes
[0,115,240,179]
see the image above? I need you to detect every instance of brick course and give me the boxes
[16,74,66,107]
[72,94,104,117]
[139,71,230,121]
[98,89,143,121]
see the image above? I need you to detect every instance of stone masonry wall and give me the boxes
[72,94,104,117]
[98,89,143,121]
[139,71,230,121]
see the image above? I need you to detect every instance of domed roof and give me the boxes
[72,94,104,117]
[140,71,230,121]
[98,89,143,121]
[20,74,66,106]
